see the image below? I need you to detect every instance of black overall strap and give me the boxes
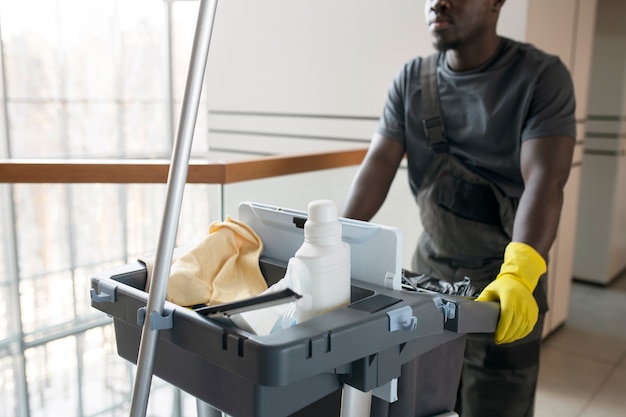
[420,53,449,153]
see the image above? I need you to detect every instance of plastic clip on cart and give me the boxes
[89,2,500,417]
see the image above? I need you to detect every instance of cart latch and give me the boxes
[433,297,456,322]
[90,280,117,303]
[137,307,174,330]
[386,306,417,332]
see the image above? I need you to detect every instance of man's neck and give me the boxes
[445,36,502,72]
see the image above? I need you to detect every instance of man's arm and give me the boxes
[341,134,405,221]
[513,135,575,258]
[476,134,575,344]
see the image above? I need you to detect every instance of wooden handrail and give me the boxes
[0,148,368,184]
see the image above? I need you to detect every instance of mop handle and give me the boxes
[129,1,219,416]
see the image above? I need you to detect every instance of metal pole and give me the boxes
[128,1,219,416]
[340,385,372,417]
[196,400,223,417]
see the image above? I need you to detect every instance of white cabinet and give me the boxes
[574,0,626,285]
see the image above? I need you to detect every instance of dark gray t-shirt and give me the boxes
[377,37,576,198]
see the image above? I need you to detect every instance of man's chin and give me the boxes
[432,38,459,52]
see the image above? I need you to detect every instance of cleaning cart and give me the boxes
[89,1,500,416]
[91,201,499,417]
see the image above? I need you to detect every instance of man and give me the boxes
[341,0,576,416]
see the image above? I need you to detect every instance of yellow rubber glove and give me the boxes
[475,242,546,344]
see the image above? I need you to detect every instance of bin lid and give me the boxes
[239,202,403,290]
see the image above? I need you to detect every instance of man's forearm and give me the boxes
[515,136,575,259]
[342,163,394,221]
[512,181,564,259]
[342,134,405,221]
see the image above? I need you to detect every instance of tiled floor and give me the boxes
[535,270,626,417]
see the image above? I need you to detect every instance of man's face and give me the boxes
[424,0,495,52]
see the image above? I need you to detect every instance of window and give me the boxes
[0,1,218,416]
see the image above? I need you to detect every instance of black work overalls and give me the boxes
[371,54,548,417]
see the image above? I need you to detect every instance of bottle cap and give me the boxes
[304,200,342,243]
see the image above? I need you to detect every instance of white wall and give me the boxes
[205,1,428,115]
[497,0,528,41]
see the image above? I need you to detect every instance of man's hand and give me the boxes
[475,242,546,344]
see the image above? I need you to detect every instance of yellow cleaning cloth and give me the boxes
[165,216,268,307]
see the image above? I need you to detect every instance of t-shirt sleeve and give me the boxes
[376,61,414,145]
[522,57,577,141]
